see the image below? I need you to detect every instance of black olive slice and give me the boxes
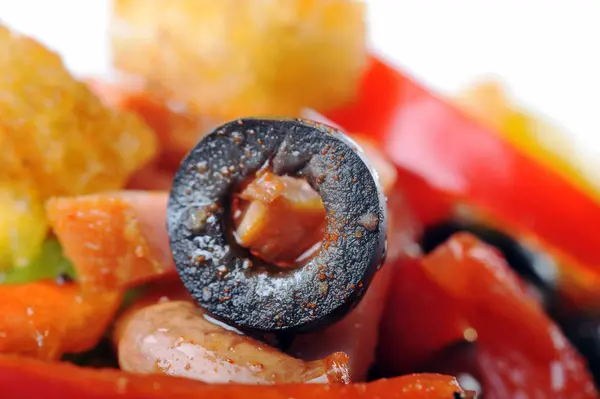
[560,316,600,389]
[420,221,558,310]
[167,118,387,334]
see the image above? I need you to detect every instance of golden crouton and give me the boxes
[0,25,158,268]
[111,0,366,119]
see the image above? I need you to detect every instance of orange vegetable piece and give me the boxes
[0,281,122,360]
[46,192,174,291]
[0,355,466,399]
[111,0,366,119]
[0,26,157,267]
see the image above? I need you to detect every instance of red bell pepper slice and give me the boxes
[0,355,466,399]
[326,56,600,297]
[378,233,597,398]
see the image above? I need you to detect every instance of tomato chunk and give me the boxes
[378,234,597,398]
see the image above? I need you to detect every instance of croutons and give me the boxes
[0,25,158,267]
[111,0,366,119]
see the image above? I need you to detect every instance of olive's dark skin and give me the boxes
[420,221,558,310]
[167,118,387,334]
[561,316,600,389]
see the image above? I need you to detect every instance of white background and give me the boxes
[1,0,599,162]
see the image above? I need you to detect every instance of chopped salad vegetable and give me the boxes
[1,2,599,398]
[1,239,75,285]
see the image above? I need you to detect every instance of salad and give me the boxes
[1,1,599,398]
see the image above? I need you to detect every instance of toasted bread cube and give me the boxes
[0,25,158,267]
[111,0,366,119]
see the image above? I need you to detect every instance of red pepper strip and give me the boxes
[0,281,122,360]
[379,234,597,398]
[326,56,600,283]
[0,356,464,399]
[377,256,468,375]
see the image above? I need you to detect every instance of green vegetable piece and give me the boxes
[0,239,75,284]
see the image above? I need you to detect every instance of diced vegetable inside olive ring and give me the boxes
[167,118,387,333]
